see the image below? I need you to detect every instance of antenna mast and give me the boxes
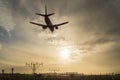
[26,62,43,74]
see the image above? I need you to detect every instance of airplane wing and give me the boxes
[30,22,47,29]
[53,22,69,27]
[30,22,46,27]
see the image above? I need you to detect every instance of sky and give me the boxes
[0,0,120,74]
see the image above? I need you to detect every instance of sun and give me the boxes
[60,49,70,60]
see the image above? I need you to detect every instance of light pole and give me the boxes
[11,68,14,74]
[2,69,4,74]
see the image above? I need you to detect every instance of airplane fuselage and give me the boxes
[45,16,54,32]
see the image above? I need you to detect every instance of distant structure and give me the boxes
[11,68,14,74]
[49,68,60,73]
[26,62,43,74]
[2,69,4,74]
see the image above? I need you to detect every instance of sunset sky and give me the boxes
[0,0,120,74]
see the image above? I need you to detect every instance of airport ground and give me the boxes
[0,73,120,80]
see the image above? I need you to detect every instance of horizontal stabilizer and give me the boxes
[35,13,55,17]
[53,22,69,27]
[35,13,45,17]
[47,13,55,16]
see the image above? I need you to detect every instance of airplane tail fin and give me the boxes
[45,0,55,16]
[35,0,47,17]
[45,0,47,15]
[35,0,55,17]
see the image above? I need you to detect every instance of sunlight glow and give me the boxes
[61,48,70,59]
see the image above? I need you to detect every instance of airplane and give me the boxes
[30,0,69,32]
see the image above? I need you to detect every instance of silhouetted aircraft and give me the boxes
[30,0,68,32]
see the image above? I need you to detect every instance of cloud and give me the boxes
[47,35,66,45]
[0,26,10,51]
[0,0,15,33]
[0,44,2,50]
[0,0,120,73]
[79,0,120,37]
[0,26,10,42]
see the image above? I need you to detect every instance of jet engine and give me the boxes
[55,26,58,29]
[43,26,47,29]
